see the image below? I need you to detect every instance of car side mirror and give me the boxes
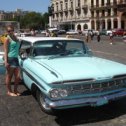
[87,49,93,56]
[20,52,28,60]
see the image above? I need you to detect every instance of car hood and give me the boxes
[36,57,126,82]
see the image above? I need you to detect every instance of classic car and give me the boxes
[1,37,126,114]
[112,28,126,36]
[66,30,79,35]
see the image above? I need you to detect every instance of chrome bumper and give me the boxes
[45,90,126,109]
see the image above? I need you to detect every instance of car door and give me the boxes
[18,40,33,87]
[0,44,5,74]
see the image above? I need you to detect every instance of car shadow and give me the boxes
[20,89,31,96]
[54,98,126,126]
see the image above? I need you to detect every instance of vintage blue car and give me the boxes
[1,37,126,114]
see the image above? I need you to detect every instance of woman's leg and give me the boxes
[13,67,20,95]
[6,67,17,96]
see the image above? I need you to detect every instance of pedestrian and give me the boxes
[51,31,58,37]
[89,30,94,40]
[45,29,50,37]
[31,29,36,36]
[3,25,21,96]
[85,32,89,43]
[109,32,114,45]
[97,30,101,42]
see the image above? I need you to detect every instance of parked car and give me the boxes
[66,30,78,35]
[20,32,32,37]
[41,30,46,35]
[82,29,89,35]
[123,37,126,42]
[106,30,113,36]
[82,29,98,36]
[100,29,107,35]
[112,28,125,36]
[123,31,126,42]
[58,30,66,35]
[0,52,4,66]
[1,37,126,114]
[92,29,99,35]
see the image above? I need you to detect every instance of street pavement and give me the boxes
[0,35,126,126]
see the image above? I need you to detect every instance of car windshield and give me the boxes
[33,40,89,59]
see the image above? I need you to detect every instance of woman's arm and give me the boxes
[3,38,9,68]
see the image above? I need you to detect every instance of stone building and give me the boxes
[50,0,91,31]
[50,0,126,31]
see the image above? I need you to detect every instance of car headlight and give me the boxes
[50,89,68,98]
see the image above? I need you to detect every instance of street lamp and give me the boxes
[48,5,54,27]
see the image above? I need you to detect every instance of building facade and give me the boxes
[0,9,31,21]
[50,0,91,31]
[50,0,126,31]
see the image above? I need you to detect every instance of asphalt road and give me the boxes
[0,35,126,126]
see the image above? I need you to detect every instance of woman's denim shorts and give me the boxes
[8,57,19,68]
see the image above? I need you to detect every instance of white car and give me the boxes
[123,35,126,42]
[106,30,113,36]
[15,32,32,37]
[66,30,78,35]
[41,30,46,35]
[82,29,98,36]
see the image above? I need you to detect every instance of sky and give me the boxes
[0,0,50,13]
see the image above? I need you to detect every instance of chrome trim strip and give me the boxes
[52,78,95,85]
[113,74,126,79]
[45,90,126,109]
[21,67,47,91]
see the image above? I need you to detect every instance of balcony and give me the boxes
[82,5,88,10]
[58,9,63,13]
[75,6,81,10]
[68,7,73,11]
[63,8,68,12]
[90,5,97,10]
[117,1,126,11]
[90,2,117,11]
[53,11,58,14]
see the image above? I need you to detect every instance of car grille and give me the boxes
[67,78,126,95]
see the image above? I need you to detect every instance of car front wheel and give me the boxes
[36,89,54,114]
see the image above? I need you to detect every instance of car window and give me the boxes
[19,40,31,58]
[33,40,87,57]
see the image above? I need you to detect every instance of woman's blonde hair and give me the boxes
[6,24,14,31]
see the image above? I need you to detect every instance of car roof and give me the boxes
[18,37,81,43]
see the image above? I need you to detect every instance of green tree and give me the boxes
[5,12,49,30]
[42,12,49,29]
[20,12,43,30]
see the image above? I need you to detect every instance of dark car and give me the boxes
[113,29,126,36]
[58,30,66,35]
[100,29,107,35]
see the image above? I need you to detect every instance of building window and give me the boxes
[101,0,104,6]
[71,1,73,8]
[78,0,81,7]
[96,0,99,7]
[91,11,94,17]
[65,2,68,9]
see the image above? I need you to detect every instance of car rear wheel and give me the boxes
[36,89,54,114]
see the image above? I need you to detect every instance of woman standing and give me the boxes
[4,25,20,96]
